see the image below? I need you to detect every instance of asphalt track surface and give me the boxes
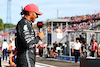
[2,57,80,67]
[36,57,80,67]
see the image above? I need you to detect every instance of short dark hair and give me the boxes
[76,38,80,40]
[4,39,7,41]
[51,47,54,50]
[80,35,82,37]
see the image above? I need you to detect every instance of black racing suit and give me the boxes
[15,17,40,67]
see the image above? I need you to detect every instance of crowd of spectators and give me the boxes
[59,13,100,23]
[68,20,97,31]
[35,13,100,34]
[59,13,100,31]
[31,13,100,35]
[33,13,100,34]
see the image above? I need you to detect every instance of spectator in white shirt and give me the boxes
[55,25,63,33]
[72,38,81,63]
[2,39,8,61]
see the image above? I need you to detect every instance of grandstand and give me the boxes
[58,12,100,31]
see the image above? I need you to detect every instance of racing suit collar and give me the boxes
[23,17,32,26]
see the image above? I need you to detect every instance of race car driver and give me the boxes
[15,4,44,67]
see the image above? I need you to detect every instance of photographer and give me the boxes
[9,51,16,67]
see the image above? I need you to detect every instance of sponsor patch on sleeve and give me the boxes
[23,25,28,31]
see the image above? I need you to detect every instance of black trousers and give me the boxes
[39,49,43,57]
[3,49,7,61]
[91,51,95,57]
[16,49,36,67]
[74,50,80,63]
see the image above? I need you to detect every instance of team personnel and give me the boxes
[97,44,100,57]
[91,38,98,57]
[2,39,9,61]
[72,38,81,63]
[15,4,44,67]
